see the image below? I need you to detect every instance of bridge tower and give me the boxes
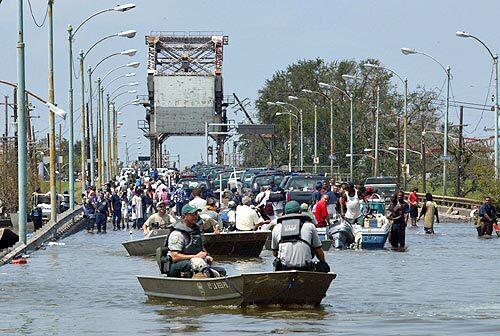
[141,31,229,168]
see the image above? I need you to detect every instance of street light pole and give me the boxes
[456,31,499,179]
[349,93,354,181]
[363,63,408,186]
[401,47,450,195]
[67,24,75,209]
[443,66,451,196]
[48,0,57,222]
[68,3,137,199]
[106,93,112,181]
[16,0,27,244]
[329,96,333,177]
[314,104,317,173]
[79,51,86,191]
[374,86,380,176]
[88,67,95,185]
[288,111,292,172]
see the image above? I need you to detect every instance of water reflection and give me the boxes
[1,222,499,335]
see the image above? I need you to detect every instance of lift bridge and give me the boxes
[138,31,232,168]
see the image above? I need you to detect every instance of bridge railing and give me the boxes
[0,206,84,266]
[414,193,482,210]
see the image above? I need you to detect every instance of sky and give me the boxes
[0,0,498,168]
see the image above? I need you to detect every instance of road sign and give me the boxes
[237,124,275,135]
[401,163,409,175]
[439,155,453,162]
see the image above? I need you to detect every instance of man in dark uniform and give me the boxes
[164,204,225,278]
[110,190,122,230]
[95,192,109,233]
[31,205,43,231]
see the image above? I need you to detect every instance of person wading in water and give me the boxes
[388,191,408,251]
[417,193,439,234]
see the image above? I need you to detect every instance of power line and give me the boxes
[27,0,49,28]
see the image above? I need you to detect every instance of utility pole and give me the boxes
[374,86,380,176]
[48,0,57,223]
[456,106,464,197]
[17,0,28,244]
[421,110,427,193]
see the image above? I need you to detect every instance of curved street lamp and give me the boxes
[401,47,451,195]
[456,31,499,179]
[319,81,355,181]
[277,100,304,170]
[68,2,136,199]
[364,63,409,189]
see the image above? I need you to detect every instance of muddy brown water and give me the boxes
[1,222,499,335]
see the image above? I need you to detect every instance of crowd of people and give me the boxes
[79,168,497,277]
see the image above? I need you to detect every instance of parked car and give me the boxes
[282,175,328,204]
[363,176,400,200]
[248,171,285,195]
[177,178,213,199]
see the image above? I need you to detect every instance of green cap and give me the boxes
[284,200,301,214]
[181,204,201,215]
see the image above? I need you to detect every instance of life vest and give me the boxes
[277,213,314,249]
[164,222,203,256]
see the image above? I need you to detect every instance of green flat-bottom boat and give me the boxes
[137,270,336,306]
[123,230,272,258]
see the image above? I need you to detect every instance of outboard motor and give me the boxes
[328,220,355,249]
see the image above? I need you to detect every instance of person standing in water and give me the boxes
[340,182,364,225]
[408,188,419,227]
[388,191,408,251]
[418,193,439,234]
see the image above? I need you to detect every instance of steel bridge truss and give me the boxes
[146,31,228,76]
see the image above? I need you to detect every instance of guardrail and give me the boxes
[0,206,84,266]
[414,192,482,210]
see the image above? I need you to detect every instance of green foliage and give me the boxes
[243,58,443,183]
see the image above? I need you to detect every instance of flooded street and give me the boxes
[1,222,499,335]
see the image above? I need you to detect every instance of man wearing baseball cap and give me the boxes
[165,204,225,278]
[271,200,329,273]
[142,201,177,236]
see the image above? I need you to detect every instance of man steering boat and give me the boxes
[158,204,226,278]
[271,201,330,273]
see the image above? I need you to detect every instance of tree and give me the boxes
[243,58,442,183]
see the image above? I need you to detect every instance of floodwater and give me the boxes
[1,221,499,335]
